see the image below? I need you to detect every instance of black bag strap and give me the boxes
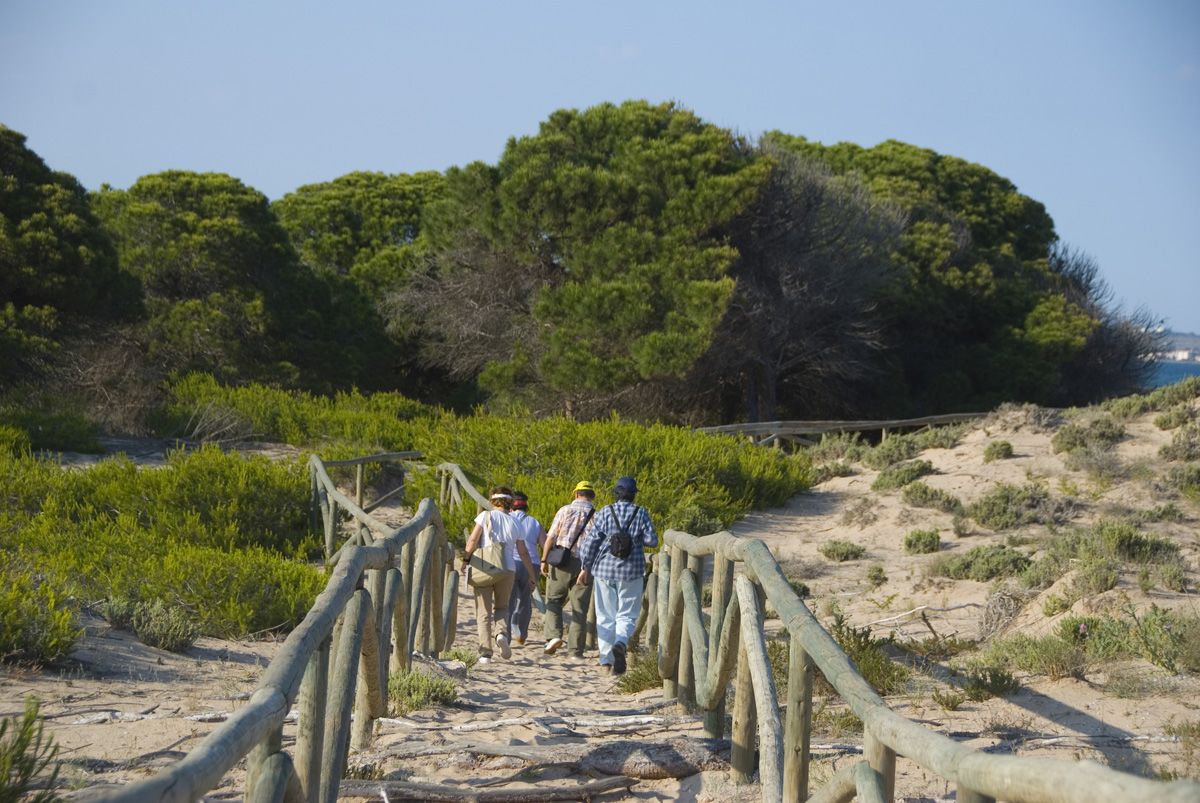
[565,507,595,551]
[614,505,639,536]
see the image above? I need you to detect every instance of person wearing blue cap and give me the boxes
[577,476,657,675]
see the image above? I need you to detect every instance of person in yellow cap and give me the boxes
[539,480,598,656]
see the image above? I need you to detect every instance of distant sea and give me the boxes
[1151,361,1200,388]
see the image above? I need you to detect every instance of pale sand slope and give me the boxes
[4,404,1199,798]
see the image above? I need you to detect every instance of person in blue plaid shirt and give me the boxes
[578,476,657,675]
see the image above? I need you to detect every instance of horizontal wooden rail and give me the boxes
[697,412,986,439]
[319,451,422,467]
[650,529,1200,803]
[88,454,458,803]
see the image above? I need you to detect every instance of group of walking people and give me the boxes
[460,476,657,675]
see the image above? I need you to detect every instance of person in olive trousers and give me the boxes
[540,481,597,657]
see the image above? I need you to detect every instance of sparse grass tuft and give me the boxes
[865,564,887,587]
[903,529,940,554]
[841,497,879,529]
[962,666,1020,700]
[932,689,966,711]
[615,650,661,694]
[1154,403,1197,431]
[442,646,479,670]
[813,461,855,483]
[820,540,866,562]
[0,698,59,803]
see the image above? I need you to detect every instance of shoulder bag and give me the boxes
[546,508,594,568]
[468,512,513,588]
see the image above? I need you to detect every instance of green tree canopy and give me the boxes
[764,133,1119,410]
[273,170,445,296]
[0,124,140,379]
[92,171,390,389]
[403,100,769,413]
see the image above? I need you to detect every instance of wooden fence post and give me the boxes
[245,723,282,802]
[352,601,383,750]
[321,590,369,803]
[704,554,734,739]
[865,729,896,802]
[295,638,330,803]
[957,789,995,803]
[391,567,410,673]
[730,636,756,784]
[676,551,696,712]
[784,639,814,802]
[355,464,364,509]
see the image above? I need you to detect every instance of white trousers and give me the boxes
[594,576,643,665]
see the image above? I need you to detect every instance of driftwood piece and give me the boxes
[337,775,635,801]
[579,737,729,780]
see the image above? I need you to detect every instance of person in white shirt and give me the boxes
[507,491,546,646]
[460,486,536,661]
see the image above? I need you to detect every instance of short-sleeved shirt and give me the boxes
[579,500,658,583]
[545,498,596,551]
[509,510,543,567]
[473,508,520,571]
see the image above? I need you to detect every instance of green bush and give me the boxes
[1050,416,1124,455]
[819,539,866,562]
[871,460,934,491]
[0,448,322,638]
[983,440,1014,463]
[0,425,30,456]
[962,666,1020,700]
[828,614,909,695]
[865,564,887,587]
[901,482,965,515]
[932,545,1030,582]
[387,669,458,714]
[1154,403,1197,431]
[1161,422,1200,462]
[1072,555,1119,595]
[1104,376,1200,419]
[0,698,59,803]
[0,565,79,665]
[903,529,940,554]
[862,437,920,470]
[932,689,966,711]
[982,634,1086,680]
[808,432,866,464]
[1094,519,1180,563]
[0,406,101,453]
[968,482,1074,530]
[813,461,855,483]
[131,599,200,653]
[1164,463,1200,500]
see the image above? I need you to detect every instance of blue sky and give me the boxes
[3,1,1198,333]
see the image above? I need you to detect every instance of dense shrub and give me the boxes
[828,614,909,695]
[903,529,940,554]
[0,565,80,665]
[0,406,101,453]
[983,440,1014,463]
[871,460,934,491]
[1022,519,1181,595]
[808,432,866,464]
[901,482,965,515]
[932,545,1030,581]
[0,424,31,456]
[819,540,866,562]
[387,669,458,714]
[0,448,322,638]
[131,599,200,652]
[1051,416,1124,455]
[968,482,1074,530]
[165,376,814,545]
[1161,422,1200,462]
[1154,403,1197,431]
[1104,376,1200,419]
[1164,464,1200,500]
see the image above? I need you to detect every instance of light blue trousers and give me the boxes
[594,576,644,666]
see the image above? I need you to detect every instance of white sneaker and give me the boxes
[496,633,512,659]
[544,637,566,655]
[477,656,491,664]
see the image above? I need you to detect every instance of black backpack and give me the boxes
[608,505,639,559]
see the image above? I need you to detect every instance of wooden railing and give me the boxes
[92,452,458,803]
[697,413,987,447]
[647,530,1200,803]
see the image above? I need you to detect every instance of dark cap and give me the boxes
[615,476,638,495]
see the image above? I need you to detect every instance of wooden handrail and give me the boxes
[650,529,1200,803]
[88,454,460,803]
[697,412,986,438]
